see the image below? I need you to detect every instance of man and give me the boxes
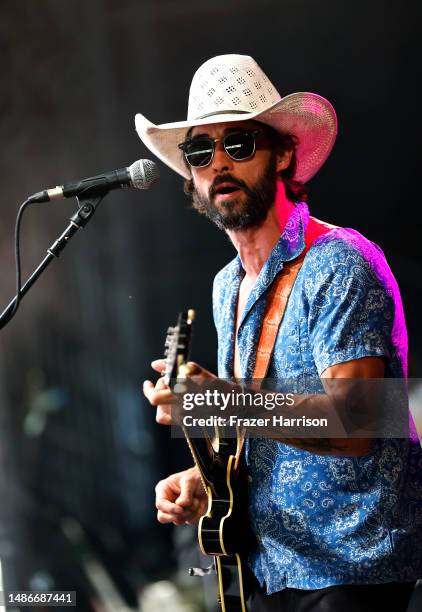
[138,55,422,611]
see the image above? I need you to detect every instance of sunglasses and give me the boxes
[178,129,261,168]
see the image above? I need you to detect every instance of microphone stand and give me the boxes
[0,192,106,329]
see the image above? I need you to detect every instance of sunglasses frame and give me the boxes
[178,129,261,168]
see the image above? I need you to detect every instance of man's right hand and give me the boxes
[155,467,208,525]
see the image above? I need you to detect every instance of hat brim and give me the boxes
[135,92,337,183]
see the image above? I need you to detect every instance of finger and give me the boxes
[143,381,173,405]
[157,510,181,524]
[178,500,200,519]
[181,504,205,525]
[175,476,199,507]
[152,359,167,373]
[157,510,196,526]
[152,388,174,404]
[156,498,186,515]
[155,376,169,391]
[175,490,193,507]
[156,407,172,425]
[143,380,155,400]
[185,362,203,376]
[155,479,178,502]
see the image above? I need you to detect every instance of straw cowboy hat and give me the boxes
[135,54,337,183]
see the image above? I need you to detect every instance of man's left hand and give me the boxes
[143,359,217,425]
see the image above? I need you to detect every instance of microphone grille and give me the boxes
[129,159,160,189]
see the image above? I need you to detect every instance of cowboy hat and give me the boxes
[135,54,337,183]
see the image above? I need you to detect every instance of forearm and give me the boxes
[185,380,376,456]
[241,390,372,455]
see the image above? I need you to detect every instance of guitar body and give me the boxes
[164,311,253,612]
[196,445,249,557]
[198,450,252,612]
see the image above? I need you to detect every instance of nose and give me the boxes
[211,140,234,173]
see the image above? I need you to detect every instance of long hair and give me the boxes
[183,123,309,203]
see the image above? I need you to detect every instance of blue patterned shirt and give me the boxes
[212,202,422,593]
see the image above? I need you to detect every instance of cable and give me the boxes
[0,198,32,328]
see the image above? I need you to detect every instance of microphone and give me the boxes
[27,159,159,203]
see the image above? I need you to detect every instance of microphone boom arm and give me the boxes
[0,191,106,329]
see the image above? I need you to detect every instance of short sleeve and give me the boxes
[304,238,394,375]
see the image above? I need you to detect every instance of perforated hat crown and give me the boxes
[135,54,337,183]
[187,55,282,120]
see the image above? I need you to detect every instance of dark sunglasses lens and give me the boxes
[224,132,255,160]
[184,139,213,167]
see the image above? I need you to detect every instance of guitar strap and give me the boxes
[234,216,336,466]
[253,216,336,380]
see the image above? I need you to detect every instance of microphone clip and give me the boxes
[74,192,105,225]
[47,193,105,260]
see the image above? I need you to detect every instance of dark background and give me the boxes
[0,1,420,610]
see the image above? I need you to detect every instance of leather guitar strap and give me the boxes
[253,216,335,380]
[235,216,335,462]
[253,253,306,379]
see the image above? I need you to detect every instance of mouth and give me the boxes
[213,182,243,201]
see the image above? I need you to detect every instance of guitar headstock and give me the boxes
[163,309,195,387]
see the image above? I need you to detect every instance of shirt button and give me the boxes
[247,475,253,483]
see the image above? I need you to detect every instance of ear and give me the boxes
[276,149,293,173]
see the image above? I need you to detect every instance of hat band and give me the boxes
[194,109,250,120]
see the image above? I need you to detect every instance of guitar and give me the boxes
[163,310,253,612]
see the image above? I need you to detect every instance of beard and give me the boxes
[190,153,278,231]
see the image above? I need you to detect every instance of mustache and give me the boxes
[209,174,249,198]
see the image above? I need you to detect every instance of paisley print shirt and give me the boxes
[212,202,422,593]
